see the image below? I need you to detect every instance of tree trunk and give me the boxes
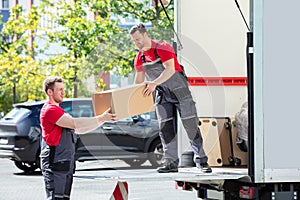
[73,77,78,98]
[13,82,16,104]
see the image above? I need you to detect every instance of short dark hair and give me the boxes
[129,23,147,35]
[43,76,63,94]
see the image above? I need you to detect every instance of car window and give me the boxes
[60,101,156,120]
[139,112,157,120]
[1,107,31,122]
[119,116,134,122]
[149,111,157,119]
[60,101,94,118]
[78,105,93,117]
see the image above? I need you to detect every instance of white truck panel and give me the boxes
[190,86,247,117]
[254,0,300,183]
[177,0,249,76]
[176,0,249,116]
[176,0,300,184]
[173,0,300,197]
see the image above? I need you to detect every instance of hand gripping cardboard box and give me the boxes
[92,84,155,119]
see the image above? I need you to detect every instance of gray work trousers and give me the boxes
[40,128,76,200]
[155,86,208,165]
[141,48,208,165]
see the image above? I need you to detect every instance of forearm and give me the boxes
[73,116,104,134]
[142,59,176,96]
[56,114,107,134]
[134,71,146,84]
[152,67,175,85]
[142,67,175,96]
[152,58,176,85]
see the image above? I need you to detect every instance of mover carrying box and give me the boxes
[92,84,154,119]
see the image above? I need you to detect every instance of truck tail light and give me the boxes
[239,186,257,199]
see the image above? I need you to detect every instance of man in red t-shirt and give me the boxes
[129,24,211,173]
[40,76,116,200]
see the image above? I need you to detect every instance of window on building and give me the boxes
[2,0,9,9]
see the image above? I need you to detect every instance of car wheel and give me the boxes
[148,139,163,167]
[123,158,147,167]
[35,152,41,170]
[14,161,39,172]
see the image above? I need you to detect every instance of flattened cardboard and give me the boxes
[199,118,223,167]
[92,84,154,119]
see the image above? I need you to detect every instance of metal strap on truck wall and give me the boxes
[188,77,247,86]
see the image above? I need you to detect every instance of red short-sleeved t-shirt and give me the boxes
[40,101,65,146]
[134,40,182,73]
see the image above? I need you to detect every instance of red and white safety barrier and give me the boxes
[109,181,128,200]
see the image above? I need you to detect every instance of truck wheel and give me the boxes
[148,139,163,167]
[35,151,41,170]
[14,161,38,172]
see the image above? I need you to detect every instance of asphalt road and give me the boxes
[0,158,201,200]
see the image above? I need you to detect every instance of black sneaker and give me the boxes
[157,162,178,173]
[196,162,212,173]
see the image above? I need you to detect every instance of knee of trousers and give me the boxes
[159,120,176,144]
[182,117,200,140]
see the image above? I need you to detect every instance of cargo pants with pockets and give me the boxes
[40,128,76,200]
[141,47,208,165]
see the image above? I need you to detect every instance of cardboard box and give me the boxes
[199,117,248,167]
[92,84,154,119]
[199,118,223,167]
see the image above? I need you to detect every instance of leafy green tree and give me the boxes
[110,0,174,41]
[0,0,175,113]
[43,0,175,95]
[42,0,120,97]
[83,0,175,84]
[96,0,175,75]
[0,5,45,113]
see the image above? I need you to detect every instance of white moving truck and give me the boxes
[173,0,300,199]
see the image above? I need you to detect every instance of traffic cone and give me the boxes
[109,181,128,200]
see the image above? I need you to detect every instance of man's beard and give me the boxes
[136,43,144,50]
[54,96,63,104]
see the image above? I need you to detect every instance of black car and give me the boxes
[0,98,163,172]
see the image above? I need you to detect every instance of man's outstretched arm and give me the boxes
[56,108,117,134]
